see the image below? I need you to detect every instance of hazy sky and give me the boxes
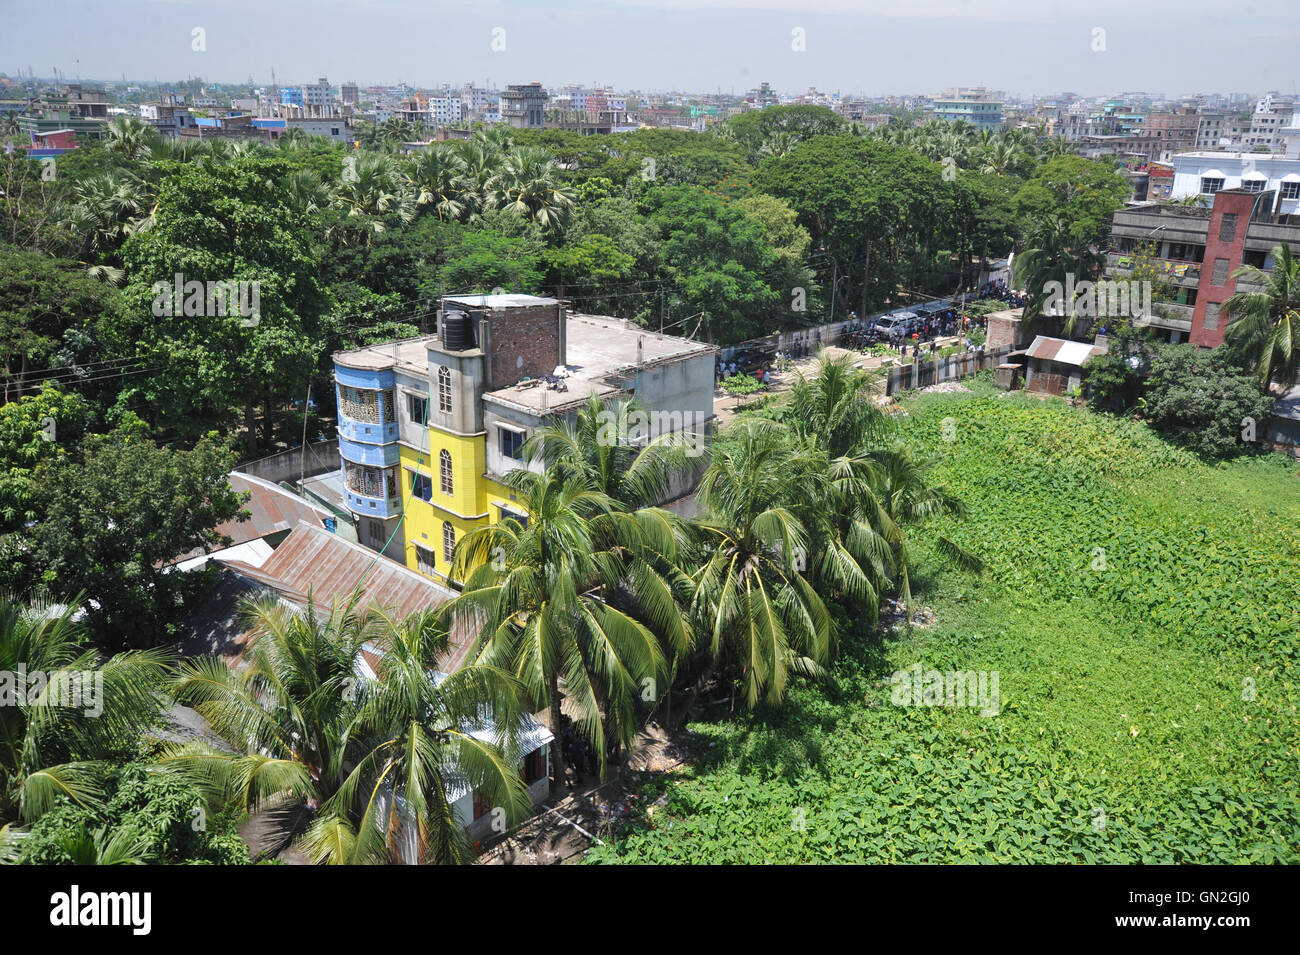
[2,0,1297,99]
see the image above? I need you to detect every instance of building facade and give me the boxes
[333,295,717,583]
[500,83,547,128]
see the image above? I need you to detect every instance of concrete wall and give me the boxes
[883,345,1013,396]
[236,439,339,483]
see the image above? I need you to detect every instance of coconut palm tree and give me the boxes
[520,393,706,508]
[169,593,531,865]
[1224,242,1300,389]
[168,593,377,819]
[304,607,533,865]
[405,145,468,221]
[688,418,833,709]
[447,468,686,788]
[0,595,171,839]
[980,136,1027,177]
[787,352,973,608]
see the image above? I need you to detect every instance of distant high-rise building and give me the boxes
[932,87,1003,130]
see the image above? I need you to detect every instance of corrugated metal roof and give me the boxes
[1026,335,1108,367]
[176,472,335,564]
[222,519,456,616]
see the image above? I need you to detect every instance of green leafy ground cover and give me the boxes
[589,386,1300,863]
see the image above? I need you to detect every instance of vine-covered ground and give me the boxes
[589,385,1300,863]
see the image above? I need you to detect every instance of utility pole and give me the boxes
[299,380,312,487]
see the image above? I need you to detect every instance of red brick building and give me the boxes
[1189,189,1260,348]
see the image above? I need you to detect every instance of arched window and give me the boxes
[439,449,453,495]
[437,366,453,413]
[442,521,456,563]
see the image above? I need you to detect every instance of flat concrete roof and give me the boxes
[485,313,715,414]
[333,311,715,414]
[444,293,559,309]
[334,336,435,375]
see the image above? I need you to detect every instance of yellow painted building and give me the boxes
[334,294,716,587]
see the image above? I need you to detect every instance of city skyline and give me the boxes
[2,0,1298,100]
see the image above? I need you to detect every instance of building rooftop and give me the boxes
[484,312,715,414]
[444,293,558,309]
[334,335,437,375]
[1026,335,1108,367]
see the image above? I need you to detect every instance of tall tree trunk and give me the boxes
[860,242,872,318]
[547,674,565,795]
[243,401,257,457]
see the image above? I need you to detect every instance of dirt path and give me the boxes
[477,721,693,865]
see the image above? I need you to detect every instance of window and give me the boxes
[407,392,428,424]
[1200,176,1225,196]
[1241,178,1265,194]
[409,470,432,502]
[1203,302,1221,330]
[442,521,456,562]
[338,385,380,424]
[439,449,453,495]
[345,462,395,499]
[1211,258,1230,286]
[437,366,453,413]
[499,426,525,461]
[1218,212,1238,243]
[414,543,437,576]
[1282,181,1300,200]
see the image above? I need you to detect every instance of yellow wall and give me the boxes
[398,430,488,581]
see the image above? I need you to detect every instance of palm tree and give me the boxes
[305,608,533,864]
[980,136,1027,177]
[688,418,833,708]
[758,131,800,160]
[485,146,576,232]
[104,115,159,163]
[1013,214,1105,337]
[168,593,376,819]
[405,145,468,221]
[473,124,515,154]
[0,595,170,839]
[283,168,331,217]
[333,152,414,243]
[1224,242,1300,389]
[1039,136,1074,160]
[455,139,501,217]
[169,593,532,865]
[447,468,686,789]
[787,352,973,608]
[520,393,706,508]
[61,171,151,260]
[276,126,311,151]
[52,824,153,865]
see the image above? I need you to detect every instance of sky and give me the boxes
[1,0,1297,99]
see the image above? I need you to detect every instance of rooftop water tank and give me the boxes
[441,309,475,351]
